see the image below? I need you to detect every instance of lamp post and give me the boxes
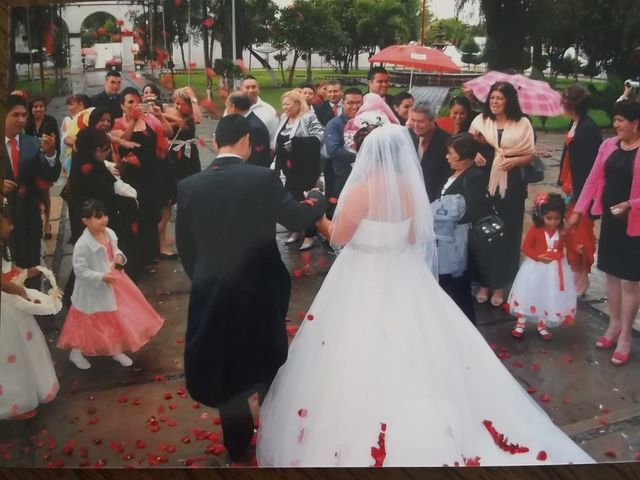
[231,0,237,90]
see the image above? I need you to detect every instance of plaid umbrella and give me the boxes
[463,71,564,117]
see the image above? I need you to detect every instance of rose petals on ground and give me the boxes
[134,440,145,449]
[539,394,551,402]
[531,363,541,373]
[604,449,617,459]
[536,450,547,461]
[297,409,307,417]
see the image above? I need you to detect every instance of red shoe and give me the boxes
[512,320,526,339]
[11,409,38,420]
[537,321,552,340]
[611,351,630,366]
[595,336,616,349]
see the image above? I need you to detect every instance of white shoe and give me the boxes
[285,232,301,244]
[112,353,133,367]
[69,349,91,370]
[299,237,316,251]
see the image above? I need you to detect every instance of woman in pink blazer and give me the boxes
[568,100,640,366]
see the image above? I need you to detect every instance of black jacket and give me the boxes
[438,166,490,224]
[246,112,272,168]
[557,115,602,199]
[176,156,327,406]
[90,91,123,119]
[411,126,452,202]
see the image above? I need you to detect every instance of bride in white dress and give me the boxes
[256,124,593,467]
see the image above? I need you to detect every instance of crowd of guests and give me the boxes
[1,65,639,424]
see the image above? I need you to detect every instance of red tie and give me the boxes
[8,138,19,178]
[331,103,338,116]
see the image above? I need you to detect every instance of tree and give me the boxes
[238,0,278,84]
[455,0,533,71]
[425,18,470,47]
[271,0,336,86]
[356,0,414,58]
[315,0,362,74]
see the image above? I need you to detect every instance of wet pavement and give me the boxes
[0,76,639,468]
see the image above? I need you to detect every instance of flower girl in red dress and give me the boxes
[58,199,164,369]
[509,193,577,340]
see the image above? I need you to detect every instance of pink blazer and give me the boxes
[574,136,640,237]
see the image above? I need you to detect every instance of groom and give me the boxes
[176,115,327,462]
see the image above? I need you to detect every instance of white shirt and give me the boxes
[250,97,279,149]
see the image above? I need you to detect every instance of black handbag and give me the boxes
[522,155,545,184]
[469,213,506,253]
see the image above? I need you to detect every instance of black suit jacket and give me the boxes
[438,166,489,224]
[176,156,327,406]
[3,134,61,267]
[91,91,123,119]
[557,115,602,199]
[411,126,452,202]
[245,112,271,168]
[314,101,339,127]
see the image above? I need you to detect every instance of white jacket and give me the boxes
[71,227,127,314]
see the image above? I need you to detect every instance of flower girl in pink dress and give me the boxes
[58,199,164,369]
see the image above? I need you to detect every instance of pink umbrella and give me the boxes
[463,71,564,117]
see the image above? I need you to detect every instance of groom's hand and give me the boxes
[303,190,328,219]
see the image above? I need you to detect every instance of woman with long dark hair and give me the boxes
[468,81,536,307]
[25,95,60,240]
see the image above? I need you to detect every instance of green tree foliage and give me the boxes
[425,18,470,47]
[459,36,480,54]
[355,0,414,57]
[272,0,339,86]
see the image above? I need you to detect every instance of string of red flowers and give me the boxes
[482,420,529,454]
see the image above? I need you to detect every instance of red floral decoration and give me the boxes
[482,420,529,454]
[370,423,387,467]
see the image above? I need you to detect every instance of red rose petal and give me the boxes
[154,375,165,382]
[212,417,221,425]
[530,305,537,314]
[604,449,617,459]
[298,408,308,417]
[536,450,547,461]
[527,385,537,394]
[205,67,215,78]
[511,360,522,368]
[531,363,541,373]
[117,396,129,404]
[635,451,640,461]
[287,325,299,336]
[176,337,185,344]
[7,355,16,364]
[539,394,551,402]
[80,447,89,458]
[109,441,124,453]
[181,436,191,444]
[292,268,303,279]
[26,331,33,341]
[562,355,573,363]
[165,444,176,453]
[132,399,142,406]
[600,406,610,414]
[135,440,145,449]
[168,403,177,410]
[88,417,99,425]
[164,392,173,400]
[306,314,314,321]
[192,401,200,409]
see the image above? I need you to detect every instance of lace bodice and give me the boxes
[347,218,412,253]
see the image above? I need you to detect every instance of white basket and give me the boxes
[10,266,63,316]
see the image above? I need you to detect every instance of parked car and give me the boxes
[105,57,122,71]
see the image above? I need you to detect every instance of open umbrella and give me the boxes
[463,71,564,117]
[369,44,460,88]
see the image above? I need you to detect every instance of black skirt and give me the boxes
[597,147,640,281]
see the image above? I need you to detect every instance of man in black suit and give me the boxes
[314,80,343,127]
[176,115,327,462]
[4,94,61,286]
[226,92,272,168]
[90,71,123,119]
[407,101,451,202]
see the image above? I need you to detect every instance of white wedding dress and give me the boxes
[257,218,593,466]
[257,124,593,467]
